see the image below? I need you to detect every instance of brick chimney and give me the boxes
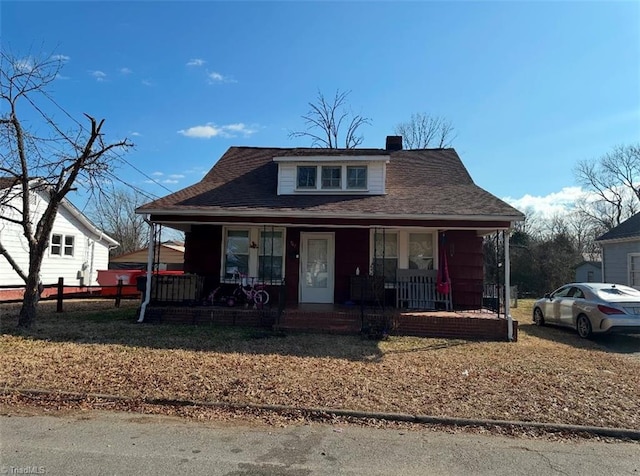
[385,135,403,151]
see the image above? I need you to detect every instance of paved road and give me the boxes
[1,411,639,475]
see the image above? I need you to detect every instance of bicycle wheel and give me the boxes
[254,290,270,305]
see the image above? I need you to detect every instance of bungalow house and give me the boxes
[596,213,640,289]
[0,177,118,298]
[136,136,523,319]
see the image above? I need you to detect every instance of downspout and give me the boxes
[504,228,513,341]
[137,217,156,323]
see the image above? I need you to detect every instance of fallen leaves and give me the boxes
[0,299,639,433]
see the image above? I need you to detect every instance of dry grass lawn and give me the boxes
[1,299,639,431]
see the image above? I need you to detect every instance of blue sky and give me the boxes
[3,1,639,215]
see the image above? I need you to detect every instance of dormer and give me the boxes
[274,136,402,196]
[273,154,389,195]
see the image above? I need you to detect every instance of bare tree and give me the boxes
[394,112,456,149]
[0,50,132,328]
[289,89,371,148]
[88,186,149,257]
[574,144,640,230]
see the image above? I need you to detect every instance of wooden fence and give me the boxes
[0,277,140,312]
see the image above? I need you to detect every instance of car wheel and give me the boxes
[533,307,545,326]
[576,314,592,338]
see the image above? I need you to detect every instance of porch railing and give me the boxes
[395,269,452,311]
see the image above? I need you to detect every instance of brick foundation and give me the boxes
[141,305,517,341]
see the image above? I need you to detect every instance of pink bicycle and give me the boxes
[231,274,270,306]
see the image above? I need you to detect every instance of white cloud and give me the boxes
[120,67,133,75]
[503,186,585,219]
[14,58,34,72]
[177,122,257,139]
[169,174,185,179]
[163,179,179,184]
[141,79,153,86]
[152,171,164,176]
[90,70,107,81]
[130,131,141,137]
[207,71,236,84]
[52,54,70,62]
[186,58,206,67]
[55,74,70,80]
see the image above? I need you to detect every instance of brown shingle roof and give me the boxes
[138,147,523,219]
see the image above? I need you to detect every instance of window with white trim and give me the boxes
[408,233,433,270]
[224,230,250,279]
[50,233,75,257]
[222,227,285,283]
[295,164,368,192]
[259,230,284,281]
[347,166,367,189]
[630,253,640,289]
[297,166,317,189]
[51,234,62,256]
[371,230,436,283]
[321,166,341,189]
[373,232,398,283]
[64,235,75,256]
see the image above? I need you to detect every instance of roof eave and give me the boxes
[138,208,524,223]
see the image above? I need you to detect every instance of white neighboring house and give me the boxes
[0,178,118,287]
[596,213,640,289]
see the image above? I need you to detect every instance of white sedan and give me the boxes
[532,283,640,338]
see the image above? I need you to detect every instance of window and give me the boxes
[630,254,640,289]
[51,234,62,256]
[347,166,367,189]
[587,270,594,282]
[321,166,341,189]
[64,236,75,256]
[222,227,286,282]
[373,232,398,283]
[224,230,249,279]
[408,233,433,270]
[297,166,316,189]
[259,230,284,281]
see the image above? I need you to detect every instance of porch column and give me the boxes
[504,228,513,341]
[137,219,156,323]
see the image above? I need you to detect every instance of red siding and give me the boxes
[444,230,484,310]
[184,225,222,277]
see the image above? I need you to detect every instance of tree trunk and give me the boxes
[18,279,40,328]
[17,250,45,329]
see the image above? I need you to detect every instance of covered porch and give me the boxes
[137,218,517,341]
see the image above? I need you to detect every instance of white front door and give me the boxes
[299,232,335,303]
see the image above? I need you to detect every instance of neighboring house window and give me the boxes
[373,232,398,283]
[64,235,75,256]
[51,234,62,255]
[630,254,640,288]
[321,166,341,189]
[259,230,284,281]
[297,166,316,189]
[587,270,594,282]
[224,230,249,278]
[408,233,434,270]
[346,166,367,189]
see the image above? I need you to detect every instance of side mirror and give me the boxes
[544,293,551,299]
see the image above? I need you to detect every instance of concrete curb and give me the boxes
[3,387,640,440]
